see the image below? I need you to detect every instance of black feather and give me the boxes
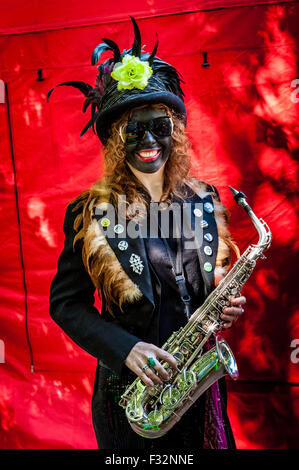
[80,107,100,136]
[130,16,142,58]
[47,81,93,102]
[148,35,159,66]
[101,38,121,63]
[121,48,131,58]
[46,87,55,102]
[80,117,93,137]
[82,89,102,113]
[91,43,114,65]
[83,98,93,113]
[91,103,98,134]
[152,58,185,98]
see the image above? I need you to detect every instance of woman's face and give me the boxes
[124,106,173,174]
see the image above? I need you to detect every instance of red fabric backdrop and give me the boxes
[0,0,298,449]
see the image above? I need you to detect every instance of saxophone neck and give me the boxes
[229,186,272,255]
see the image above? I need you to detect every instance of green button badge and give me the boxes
[204,262,213,272]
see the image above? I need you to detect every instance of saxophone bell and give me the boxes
[216,336,239,380]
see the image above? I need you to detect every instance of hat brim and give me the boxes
[95,91,187,145]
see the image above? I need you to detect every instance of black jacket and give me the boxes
[49,187,219,374]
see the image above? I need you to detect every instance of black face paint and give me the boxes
[124,107,172,174]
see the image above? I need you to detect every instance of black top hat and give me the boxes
[47,17,186,145]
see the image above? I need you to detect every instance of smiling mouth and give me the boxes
[136,149,161,162]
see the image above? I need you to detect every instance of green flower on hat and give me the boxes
[111,54,153,91]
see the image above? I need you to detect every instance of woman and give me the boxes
[49,18,246,449]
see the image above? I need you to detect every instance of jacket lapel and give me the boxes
[93,206,155,307]
[183,191,219,296]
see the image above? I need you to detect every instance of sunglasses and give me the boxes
[122,116,174,144]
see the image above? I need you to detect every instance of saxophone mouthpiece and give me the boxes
[228,186,246,200]
[229,186,251,212]
[229,186,252,213]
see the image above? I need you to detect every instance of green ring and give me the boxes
[147,357,156,368]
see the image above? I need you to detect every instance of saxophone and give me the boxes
[119,187,272,438]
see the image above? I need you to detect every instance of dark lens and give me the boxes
[125,123,139,143]
[151,117,172,137]
[126,132,139,143]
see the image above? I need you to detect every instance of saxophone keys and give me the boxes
[191,333,203,345]
[173,351,184,363]
[160,385,181,409]
[230,287,239,296]
[177,370,196,392]
[147,408,164,427]
[126,401,144,422]
[136,380,146,392]
[180,342,192,354]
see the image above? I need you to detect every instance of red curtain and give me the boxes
[0,1,298,448]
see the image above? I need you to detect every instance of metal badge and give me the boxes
[204,233,213,242]
[204,202,214,214]
[200,220,209,229]
[118,240,128,251]
[129,253,144,274]
[204,246,213,256]
[193,208,202,218]
[203,262,213,272]
[114,223,124,234]
[100,217,110,227]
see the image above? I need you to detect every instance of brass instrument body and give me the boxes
[119,188,272,438]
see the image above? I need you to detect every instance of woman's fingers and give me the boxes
[230,295,246,306]
[142,364,164,385]
[155,347,178,371]
[221,295,246,328]
[152,360,170,381]
[138,369,155,387]
[125,341,178,386]
[140,348,177,385]
[223,306,244,315]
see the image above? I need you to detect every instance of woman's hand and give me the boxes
[125,341,178,387]
[220,295,246,329]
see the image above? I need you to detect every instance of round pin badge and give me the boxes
[204,202,214,214]
[204,246,213,256]
[204,262,213,272]
[200,220,209,229]
[193,208,202,218]
[204,233,213,242]
[118,240,128,251]
[100,217,110,227]
[114,224,124,234]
